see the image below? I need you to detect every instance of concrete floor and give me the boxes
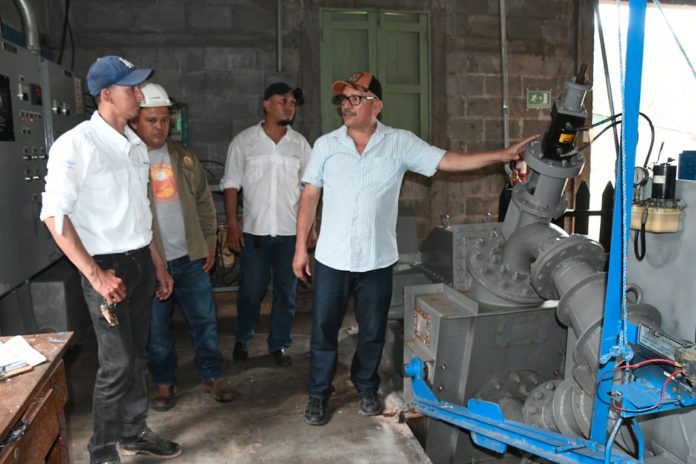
[63,289,431,464]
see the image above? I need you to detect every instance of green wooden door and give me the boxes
[320,8,431,140]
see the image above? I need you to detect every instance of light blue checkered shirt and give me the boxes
[303,121,446,272]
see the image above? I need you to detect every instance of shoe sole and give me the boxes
[152,402,175,412]
[304,416,329,426]
[119,447,183,459]
[359,407,383,416]
[202,385,235,403]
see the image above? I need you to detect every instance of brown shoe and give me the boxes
[202,378,235,402]
[152,384,175,411]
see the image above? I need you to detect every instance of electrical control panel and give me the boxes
[0,41,84,296]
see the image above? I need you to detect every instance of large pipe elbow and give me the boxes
[502,222,567,272]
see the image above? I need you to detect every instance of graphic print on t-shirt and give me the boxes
[150,161,179,203]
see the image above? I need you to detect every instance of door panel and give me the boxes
[320,8,430,140]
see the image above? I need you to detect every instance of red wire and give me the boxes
[613,369,685,413]
[617,358,679,370]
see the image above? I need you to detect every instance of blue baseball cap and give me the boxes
[87,55,154,97]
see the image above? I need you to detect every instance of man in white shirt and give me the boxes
[221,83,312,367]
[41,56,180,463]
[293,71,537,426]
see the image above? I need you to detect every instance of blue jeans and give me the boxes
[147,256,223,384]
[307,260,394,398]
[235,233,297,352]
[81,246,154,463]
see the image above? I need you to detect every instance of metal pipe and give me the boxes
[631,418,645,463]
[276,0,282,71]
[604,417,624,463]
[499,0,510,147]
[12,0,40,54]
[502,222,565,271]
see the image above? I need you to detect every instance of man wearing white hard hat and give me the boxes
[131,83,234,412]
[41,56,180,463]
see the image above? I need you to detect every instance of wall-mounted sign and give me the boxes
[526,89,552,109]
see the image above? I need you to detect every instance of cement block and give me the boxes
[467,14,500,38]
[508,17,545,40]
[136,5,187,32]
[465,52,501,74]
[521,0,572,19]
[466,97,502,119]
[229,5,275,35]
[203,47,258,71]
[484,118,504,141]
[155,48,206,73]
[187,5,233,30]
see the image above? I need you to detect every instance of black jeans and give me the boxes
[307,260,394,398]
[81,246,155,463]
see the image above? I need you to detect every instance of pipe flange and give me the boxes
[552,379,583,437]
[525,141,585,179]
[467,237,542,304]
[475,370,542,403]
[522,380,561,429]
[512,189,568,220]
[530,236,606,300]
[571,382,593,438]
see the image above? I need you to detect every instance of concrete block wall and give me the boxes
[0,0,595,238]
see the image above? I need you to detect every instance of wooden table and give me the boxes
[0,333,73,464]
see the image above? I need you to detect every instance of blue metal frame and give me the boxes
[595,322,696,418]
[592,0,647,444]
[401,2,690,462]
[405,358,636,463]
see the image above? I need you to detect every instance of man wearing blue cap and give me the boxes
[41,56,181,463]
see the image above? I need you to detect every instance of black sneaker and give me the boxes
[119,427,182,459]
[359,390,383,416]
[271,348,292,367]
[304,396,329,426]
[233,340,248,361]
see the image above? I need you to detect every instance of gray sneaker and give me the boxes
[119,426,182,458]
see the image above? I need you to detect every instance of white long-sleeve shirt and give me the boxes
[221,122,311,236]
[40,111,153,255]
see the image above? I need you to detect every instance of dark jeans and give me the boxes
[307,260,394,398]
[81,246,155,463]
[147,256,223,385]
[235,233,297,352]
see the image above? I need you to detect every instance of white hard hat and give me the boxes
[140,82,172,107]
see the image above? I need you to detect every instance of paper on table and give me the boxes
[0,336,47,367]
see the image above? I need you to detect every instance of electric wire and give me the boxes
[612,370,684,413]
[653,0,696,82]
[595,3,622,155]
[57,0,70,65]
[616,0,625,101]
[595,358,685,413]
[564,112,655,166]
